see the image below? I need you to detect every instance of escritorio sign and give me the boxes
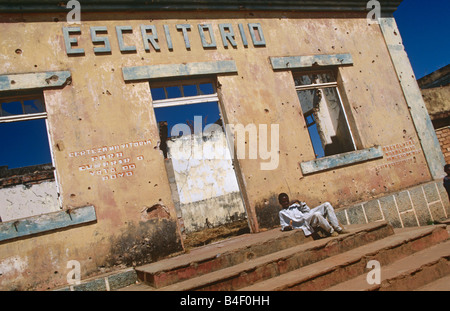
[62,23,266,55]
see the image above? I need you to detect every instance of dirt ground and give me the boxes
[183,219,250,250]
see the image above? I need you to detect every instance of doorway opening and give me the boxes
[150,79,250,248]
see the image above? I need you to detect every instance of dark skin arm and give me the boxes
[282,220,293,231]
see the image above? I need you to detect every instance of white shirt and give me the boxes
[279,202,314,236]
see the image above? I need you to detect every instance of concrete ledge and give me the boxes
[0,71,71,92]
[0,205,96,242]
[336,180,450,229]
[122,60,237,81]
[53,267,137,291]
[300,146,383,175]
[270,53,353,70]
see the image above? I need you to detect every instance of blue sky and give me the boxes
[394,0,450,78]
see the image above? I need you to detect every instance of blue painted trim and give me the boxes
[90,26,112,54]
[176,24,192,49]
[141,25,161,52]
[219,23,237,48]
[300,146,383,175]
[238,23,248,47]
[270,53,353,70]
[248,23,266,46]
[0,71,71,92]
[198,24,217,48]
[163,25,173,50]
[379,17,445,179]
[116,26,137,53]
[0,205,96,242]
[122,60,237,81]
[63,27,85,55]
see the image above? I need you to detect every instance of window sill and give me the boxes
[0,205,96,242]
[300,146,383,175]
[0,71,71,92]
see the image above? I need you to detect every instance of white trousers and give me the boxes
[306,202,342,234]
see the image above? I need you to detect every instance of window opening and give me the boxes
[151,82,222,149]
[0,95,52,169]
[149,80,248,239]
[295,71,356,158]
[0,93,60,224]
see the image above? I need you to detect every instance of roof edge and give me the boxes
[0,0,403,14]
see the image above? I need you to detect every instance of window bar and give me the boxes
[0,112,47,123]
[44,117,62,208]
[179,85,184,97]
[152,93,219,108]
[335,87,357,151]
[295,82,338,91]
[20,100,25,114]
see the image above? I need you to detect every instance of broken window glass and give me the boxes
[1,100,22,116]
[23,98,45,114]
[0,98,46,117]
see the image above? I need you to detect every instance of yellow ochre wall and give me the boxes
[0,10,432,290]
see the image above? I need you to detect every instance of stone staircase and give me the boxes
[120,220,450,291]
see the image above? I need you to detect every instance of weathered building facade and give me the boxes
[0,0,447,290]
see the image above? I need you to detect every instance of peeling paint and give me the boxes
[0,255,28,278]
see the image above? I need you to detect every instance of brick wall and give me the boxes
[0,163,55,188]
[435,126,450,164]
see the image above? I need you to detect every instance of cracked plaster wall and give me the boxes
[0,181,60,222]
[167,131,246,232]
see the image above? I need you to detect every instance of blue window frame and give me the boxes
[0,95,52,169]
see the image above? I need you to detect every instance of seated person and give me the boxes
[278,192,348,237]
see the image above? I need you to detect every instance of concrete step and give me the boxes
[134,223,313,288]
[414,274,450,291]
[326,237,450,291]
[134,221,391,289]
[239,224,449,291]
[125,222,393,291]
